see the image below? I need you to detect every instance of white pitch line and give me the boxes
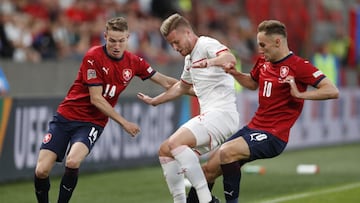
[259,182,360,203]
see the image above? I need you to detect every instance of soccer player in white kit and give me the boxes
[137,13,239,203]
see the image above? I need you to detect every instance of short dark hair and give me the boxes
[258,20,287,37]
[160,13,192,37]
[105,17,128,32]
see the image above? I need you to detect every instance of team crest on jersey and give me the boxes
[43,133,52,144]
[280,66,289,78]
[87,69,97,80]
[123,69,133,81]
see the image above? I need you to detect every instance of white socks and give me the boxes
[160,156,186,203]
[160,145,212,203]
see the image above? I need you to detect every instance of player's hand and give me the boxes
[223,66,237,75]
[223,62,235,69]
[280,76,295,84]
[280,76,301,98]
[123,121,141,137]
[137,92,154,105]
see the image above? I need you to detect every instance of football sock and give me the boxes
[58,167,79,203]
[160,156,186,203]
[221,162,241,203]
[187,182,214,203]
[34,174,50,203]
[172,145,211,203]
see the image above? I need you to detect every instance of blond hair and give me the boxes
[160,13,192,37]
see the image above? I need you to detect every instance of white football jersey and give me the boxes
[181,36,237,113]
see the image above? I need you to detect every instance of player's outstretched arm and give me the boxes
[137,80,192,106]
[137,92,154,105]
[191,50,236,69]
[226,69,258,90]
[149,72,178,90]
[89,86,140,137]
[283,76,339,100]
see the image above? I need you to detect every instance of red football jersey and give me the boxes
[57,45,156,127]
[248,53,325,142]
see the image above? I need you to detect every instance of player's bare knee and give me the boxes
[219,147,234,163]
[35,166,50,178]
[167,139,179,151]
[65,157,81,168]
[158,142,171,157]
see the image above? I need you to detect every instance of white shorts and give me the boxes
[181,110,239,155]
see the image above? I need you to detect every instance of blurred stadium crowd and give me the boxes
[0,0,359,86]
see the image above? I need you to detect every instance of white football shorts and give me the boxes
[181,110,239,155]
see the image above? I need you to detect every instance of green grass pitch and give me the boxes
[0,143,359,203]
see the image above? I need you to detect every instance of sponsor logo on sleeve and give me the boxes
[147,66,153,73]
[313,70,323,78]
[87,69,97,80]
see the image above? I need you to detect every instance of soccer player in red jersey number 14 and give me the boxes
[34,17,178,203]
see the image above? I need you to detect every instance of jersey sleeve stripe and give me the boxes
[181,79,192,85]
[141,70,157,81]
[85,83,103,86]
[192,58,207,64]
[216,48,229,55]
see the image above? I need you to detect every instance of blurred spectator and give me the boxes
[31,18,58,60]
[63,0,95,59]
[0,13,14,58]
[312,42,340,86]
[20,0,60,60]
[50,14,73,59]
[0,0,357,75]
[151,0,179,19]
[0,1,15,59]
[0,66,10,96]
[3,12,41,62]
[328,25,350,67]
